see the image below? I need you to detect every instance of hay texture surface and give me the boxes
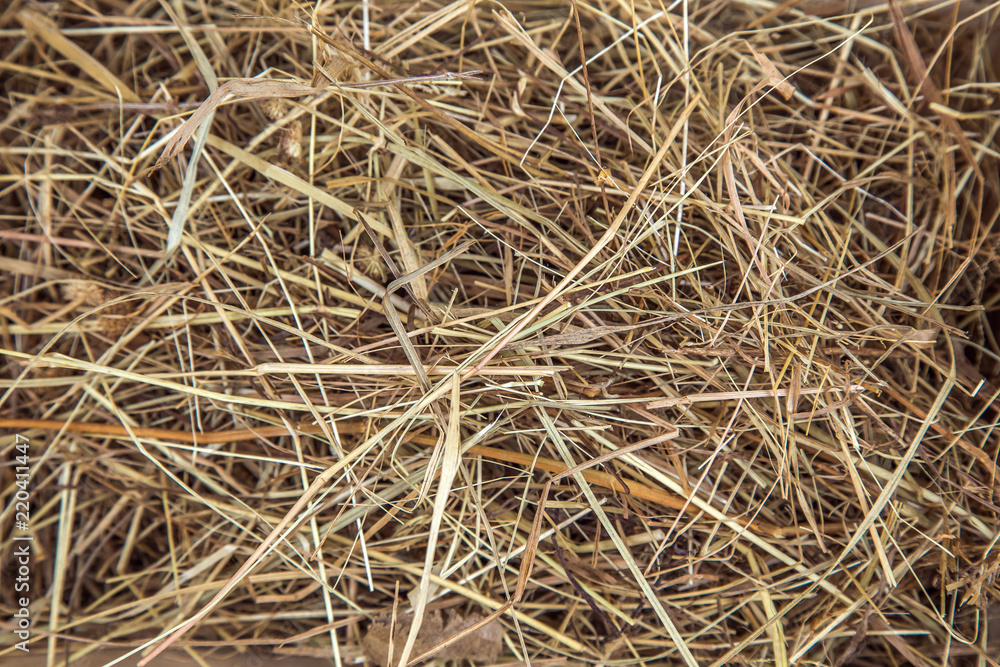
[2,0,999,665]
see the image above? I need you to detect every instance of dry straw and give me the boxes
[1,0,999,666]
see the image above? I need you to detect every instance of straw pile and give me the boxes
[2,0,998,665]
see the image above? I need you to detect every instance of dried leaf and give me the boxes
[362,611,443,667]
[438,612,503,662]
[361,610,502,666]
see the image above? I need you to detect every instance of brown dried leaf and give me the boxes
[362,611,443,667]
[437,612,503,663]
[361,610,502,666]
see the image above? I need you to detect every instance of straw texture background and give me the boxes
[1,0,999,665]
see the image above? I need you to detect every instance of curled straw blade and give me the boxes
[151,71,484,172]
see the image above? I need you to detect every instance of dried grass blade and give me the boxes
[395,374,463,667]
[135,451,361,665]
[536,411,699,666]
[463,92,702,378]
[17,10,141,103]
[374,233,476,394]
[159,0,220,256]
[887,0,983,181]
